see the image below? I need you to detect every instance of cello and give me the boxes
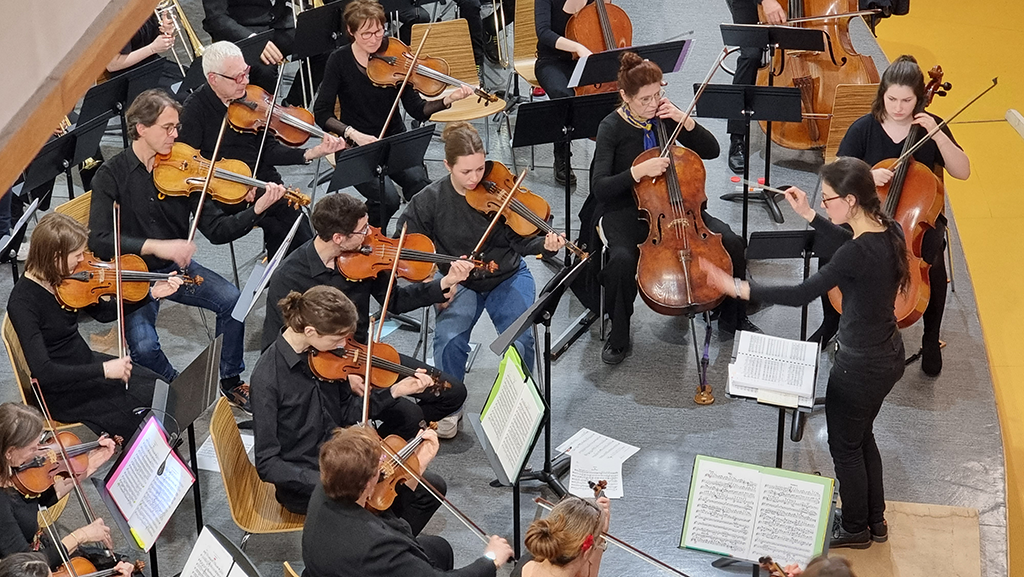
[565,0,632,96]
[755,0,880,150]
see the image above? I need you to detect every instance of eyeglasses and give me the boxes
[636,89,666,108]
[349,223,371,237]
[212,65,251,84]
[821,195,844,205]
[158,123,182,135]
[359,28,385,40]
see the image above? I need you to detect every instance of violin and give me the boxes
[565,0,632,96]
[52,556,145,577]
[56,252,202,310]
[335,225,497,282]
[12,432,119,497]
[154,142,310,208]
[468,161,588,258]
[308,341,452,393]
[227,84,330,147]
[367,37,499,104]
[755,0,880,150]
[366,427,434,512]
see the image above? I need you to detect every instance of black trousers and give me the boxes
[392,470,447,536]
[599,207,746,349]
[725,0,764,137]
[375,353,469,441]
[534,57,576,161]
[418,535,455,570]
[826,331,904,533]
[354,165,431,234]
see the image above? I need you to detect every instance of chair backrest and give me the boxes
[2,315,82,431]
[283,562,300,577]
[54,191,92,227]
[513,0,540,85]
[410,19,478,86]
[825,84,879,164]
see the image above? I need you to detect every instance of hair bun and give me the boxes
[441,121,473,142]
[618,51,644,74]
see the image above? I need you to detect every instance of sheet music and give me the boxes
[568,455,623,499]
[729,331,818,399]
[480,354,545,482]
[555,428,640,463]
[180,527,234,577]
[749,476,827,566]
[684,460,761,556]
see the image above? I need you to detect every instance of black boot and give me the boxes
[728,137,745,174]
[921,338,942,376]
[554,149,576,187]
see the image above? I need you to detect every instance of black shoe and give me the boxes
[921,340,942,376]
[831,524,871,549]
[870,519,888,543]
[728,139,745,175]
[221,379,252,413]
[601,340,631,365]
[483,32,500,65]
[808,318,840,351]
[554,157,577,187]
[719,316,762,339]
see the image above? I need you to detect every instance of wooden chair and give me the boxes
[1,314,81,431]
[824,83,878,163]
[283,562,300,577]
[512,0,540,89]
[54,191,92,227]
[410,19,508,150]
[209,398,305,549]
[38,495,71,529]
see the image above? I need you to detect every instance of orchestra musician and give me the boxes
[251,285,444,522]
[812,54,970,376]
[88,88,290,412]
[582,52,755,365]
[105,13,181,87]
[260,193,471,439]
[397,122,566,383]
[178,41,345,257]
[302,425,514,577]
[312,0,474,233]
[5,213,182,439]
[704,157,908,548]
[510,495,610,577]
[0,403,134,577]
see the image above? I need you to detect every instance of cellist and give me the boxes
[813,55,970,376]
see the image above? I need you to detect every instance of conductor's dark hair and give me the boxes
[872,54,926,123]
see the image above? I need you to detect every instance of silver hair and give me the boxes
[202,41,244,78]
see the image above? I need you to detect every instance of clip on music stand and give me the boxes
[326,124,434,235]
[694,84,802,241]
[719,24,826,194]
[179,31,275,95]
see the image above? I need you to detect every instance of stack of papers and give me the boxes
[557,429,640,499]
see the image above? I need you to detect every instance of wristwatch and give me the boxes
[484,551,497,561]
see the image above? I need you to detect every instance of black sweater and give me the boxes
[535,0,585,60]
[0,488,64,568]
[750,215,902,350]
[397,175,552,293]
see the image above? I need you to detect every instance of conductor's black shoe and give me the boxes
[719,316,762,339]
[921,340,942,376]
[601,340,631,365]
[728,139,745,174]
[830,525,872,549]
[870,520,888,543]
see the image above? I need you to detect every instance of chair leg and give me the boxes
[240,532,252,551]
[945,226,955,293]
[229,241,240,287]
[465,342,480,373]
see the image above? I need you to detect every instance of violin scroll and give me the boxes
[758,556,788,577]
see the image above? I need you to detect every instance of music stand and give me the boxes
[293,2,350,60]
[490,256,592,497]
[80,58,168,148]
[720,24,826,194]
[179,31,275,95]
[326,124,434,234]
[512,93,619,266]
[22,134,76,197]
[694,84,802,241]
[567,39,693,89]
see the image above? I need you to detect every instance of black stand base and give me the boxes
[720,190,785,223]
[187,424,204,534]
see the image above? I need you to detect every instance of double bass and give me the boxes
[565,0,632,96]
[756,0,880,150]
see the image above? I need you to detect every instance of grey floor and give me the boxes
[0,2,1007,576]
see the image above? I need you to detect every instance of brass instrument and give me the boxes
[155,0,206,76]
[490,0,510,68]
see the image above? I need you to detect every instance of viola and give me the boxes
[755,0,880,150]
[154,142,310,207]
[52,556,145,577]
[335,225,497,282]
[565,0,632,96]
[56,252,202,310]
[11,432,117,497]
[307,341,451,393]
[367,37,499,104]
[468,161,588,258]
[227,84,330,147]
[366,429,430,512]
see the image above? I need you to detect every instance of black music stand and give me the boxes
[80,58,167,148]
[567,39,693,89]
[326,124,434,235]
[512,93,619,267]
[489,256,592,498]
[720,24,826,189]
[694,84,802,241]
[293,2,350,60]
[179,31,274,95]
[22,135,76,197]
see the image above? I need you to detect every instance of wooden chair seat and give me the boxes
[1,314,81,431]
[209,398,305,544]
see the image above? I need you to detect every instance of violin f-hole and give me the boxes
[651,214,666,245]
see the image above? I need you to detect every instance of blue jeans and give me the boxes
[125,260,244,382]
[433,260,536,382]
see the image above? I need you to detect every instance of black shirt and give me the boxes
[397,176,552,293]
[179,84,307,184]
[535,0,588,60]
[312,44,446,139]
[837,112,958,171]
[750,215,902,350]
[120,15,160,56]
[88,145,263,270]
[202,0,294,42]
[0,488,64,569]
[250,334,399,507]
[261,238,446,351]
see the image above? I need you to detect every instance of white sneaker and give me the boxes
[435,410,463,439]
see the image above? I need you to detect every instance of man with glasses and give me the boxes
[88,89,285,412]
[178,41,345,257]
[260,193,473,439]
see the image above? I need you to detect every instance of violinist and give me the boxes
[397,122,566,382]
[89,88,277,412]
[311,0,474,232]
[583,52,754,365]
[0,403,133,577]
[703,157,908,549]
[178,41,345,256]
[813,55,970,376]
[251,285,444,523]
[510,496,610,577]
[303,425,514,577]
[5,213,182,439]
[724,0,786,173]
[260,193,470,439]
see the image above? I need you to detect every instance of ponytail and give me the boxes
[278,286,358,336]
